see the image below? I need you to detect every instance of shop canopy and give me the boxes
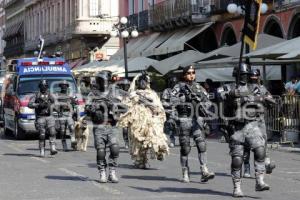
[244,36,300,60]
[152,50,204,75]
[73,57,158,77]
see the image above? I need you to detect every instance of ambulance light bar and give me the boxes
[21,61,65,66]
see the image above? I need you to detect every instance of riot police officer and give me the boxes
[116,78,131,149]
[85,71,120,183]
[223,64,270,197]
[28,80,57,157]
[162,76,179,147]
[171,65,215,183]
[243,69,276,178]
[54,80,77,151]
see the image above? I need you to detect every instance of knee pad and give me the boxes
[97,148,106,160]
[231,156,243,171]
[196,141,206,153]
[180,145,191,157]
[110,144,120,158]
[253,146,266,162]
[39,133,46,140]
[49,127,56,137]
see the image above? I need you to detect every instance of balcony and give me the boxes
[72,18,115,35]
[128,10,149,32]
[149,0,213,31]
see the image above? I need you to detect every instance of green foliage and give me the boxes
[150,72,166,92]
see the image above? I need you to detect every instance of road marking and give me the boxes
[31,156,50,164]
[59,168,122,195]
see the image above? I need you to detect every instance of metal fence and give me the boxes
[265,95,300,145]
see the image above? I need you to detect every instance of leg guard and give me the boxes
[180,144,191,168]
[231,156,243,180]
[97,148,107,170]
[62,139,68,151]
[108,144,119,169]
[195,140,207,166]
[243,147,251,178]
[39,140,45,157]
[253,146,266,174]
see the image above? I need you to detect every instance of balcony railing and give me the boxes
[128,10,149,32]
[149,0,212,30]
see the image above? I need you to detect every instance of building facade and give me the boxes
[2,0,25,59]
[0,0,6,70]
[116,0,300,80]
[3,0,120,64]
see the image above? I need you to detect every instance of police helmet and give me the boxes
[118,78,131,91]
[39,79,49,89]
[58,80,69,88]
[167,76,178,88]
[136,71,150,90]
[232,63,250,77]
[95,70,112,91]
[250,68,260,77]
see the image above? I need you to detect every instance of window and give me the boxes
[89,0,101,17]
[129,0,134,15]
[139,0,144,12]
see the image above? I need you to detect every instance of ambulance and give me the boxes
[2,57,85,139]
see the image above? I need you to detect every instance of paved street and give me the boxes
[1,130,300,200]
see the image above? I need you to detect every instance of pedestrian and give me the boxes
[220,64,270,197]
[243,68,276,178]
[285,76,297,95]
[117,71,169,169]
[170,65,215,183]
[85,70,120,183]
[28,80,57,157]
[161,76,179,147]
[54,80,78,151]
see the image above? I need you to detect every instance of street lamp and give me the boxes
[227,2,268,14]
[226,1,268,86]
[110,16,139,79]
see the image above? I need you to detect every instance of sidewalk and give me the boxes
[268,142,300,153]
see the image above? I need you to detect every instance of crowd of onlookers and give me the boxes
[284,76,300,95]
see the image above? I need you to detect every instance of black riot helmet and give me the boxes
[249,69,261,84]
[232,63,251,77]
[118,78,131,91]
[167,76,178,88]
[250,68,260,77]
[232,63,251,85]
[58,80,69,94]
[39,79,49,93]
[95,70,112,92]
[136,71,150,90]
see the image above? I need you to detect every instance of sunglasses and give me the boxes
[185,71,195,75]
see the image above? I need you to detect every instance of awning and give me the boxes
[2,22,23,40]
[152,50,204,75]
[128,33,161,58]
[244,35,300,59]
[196,65,281,82]
[86,57,158,75]
[153,22,213,55]
[141,32,175,57]
[198,34,285,62]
